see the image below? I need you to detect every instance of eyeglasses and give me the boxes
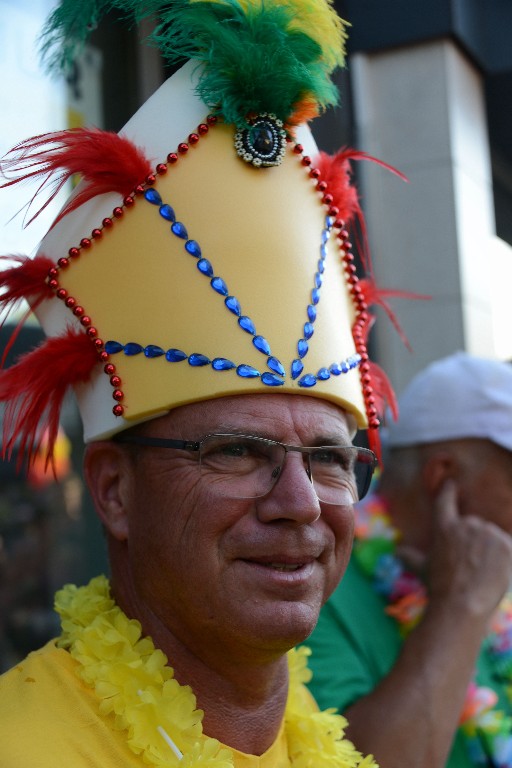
[114,432,377,504]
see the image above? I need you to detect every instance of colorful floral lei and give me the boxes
[354,494,512,767]
[55,576,376,768]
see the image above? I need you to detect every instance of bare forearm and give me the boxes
[343,603,489,768]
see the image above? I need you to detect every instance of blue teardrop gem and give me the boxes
[171,221,188,239]
[225,296,241,316]
[212,277,229,296]
[297,339,309,358]
[189,353,210,367]
[237,364,260,379]
[341,361,349,373]
[307,305,317,322]
[185,240,202,257]
[303,322,314,340]
[299,374,317,388]
[315,272,323,289]
[318,259,325,274]
[197,258,214,276]
[105,340,123,354]
[267,357,285,377]
[320,243,327,260]
[166,348,188,363]
[239,316,256,334]
[262,373,284,387]
[124,343,143,356]
[144,345,165,358]
[144,188,162,205]
[253,336,271,355]
[212,357,236,371]
[330,363,342,376]
[291,359,304,380]
[317,367,330,381]
[159,204,175,222]
[321,229,330,244]
[311,288,320,305]
[349,355,360,368]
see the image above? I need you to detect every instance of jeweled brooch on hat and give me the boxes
[235,114,287,167]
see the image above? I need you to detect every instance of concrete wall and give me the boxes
[351,40,497,394]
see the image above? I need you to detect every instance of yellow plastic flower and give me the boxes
[288,645,313,687]
[55,578,378,768]
[181,738,234,767]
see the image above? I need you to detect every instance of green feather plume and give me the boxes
[150,0,339,126]
[40,0,118,73]
[40,0,347,127]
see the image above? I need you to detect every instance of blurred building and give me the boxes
[334,0,512,390]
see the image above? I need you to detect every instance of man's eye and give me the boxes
[219,443,248,458]
[311,449,339,464]
[204,439,272,465]
[311,448,354,472]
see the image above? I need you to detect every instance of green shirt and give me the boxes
[306,556,509,768]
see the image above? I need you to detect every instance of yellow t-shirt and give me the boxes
[0,641,297,767]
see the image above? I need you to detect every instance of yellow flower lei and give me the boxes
[55,576,376,768]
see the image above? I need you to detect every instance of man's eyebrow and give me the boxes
[206,426,273,439]
[203,427,352,444]
[310,434,353,446]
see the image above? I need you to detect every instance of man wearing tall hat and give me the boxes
[0,1,399,765]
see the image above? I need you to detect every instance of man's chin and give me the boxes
[237,602,321,653]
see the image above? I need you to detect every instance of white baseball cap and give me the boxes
[387,351,512,452]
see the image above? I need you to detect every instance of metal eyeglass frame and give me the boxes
[114,432,377,503]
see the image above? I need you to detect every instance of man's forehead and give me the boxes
[153,393,354,437]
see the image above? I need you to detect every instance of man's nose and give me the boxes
[255,451,321,524]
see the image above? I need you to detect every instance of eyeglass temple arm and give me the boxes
[113,435,200,452]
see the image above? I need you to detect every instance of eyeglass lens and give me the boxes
[198,435,374,503]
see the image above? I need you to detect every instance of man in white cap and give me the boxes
[307,351,512,768]
[0,0,402,765]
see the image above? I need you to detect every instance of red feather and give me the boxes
[368,360,398,422]
[359,278,430,352]
[316,148,408,462]
[367,424,382,465]
[0,128,153,227]
[354,311,376,348]
[316,148,364,224]
[364,358,400,464]
[316,148,407,219]
[0,254,55,366]
[0,329,99,469]
[316,148,407,273]
[0,254,53,314]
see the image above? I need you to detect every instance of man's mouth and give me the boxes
[267,563,303,572]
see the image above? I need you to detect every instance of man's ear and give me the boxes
[83,442,133,541]
[421,450,458,499]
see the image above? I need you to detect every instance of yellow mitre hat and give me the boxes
[0,0,397,464]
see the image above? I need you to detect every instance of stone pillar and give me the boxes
[351,40,496,393]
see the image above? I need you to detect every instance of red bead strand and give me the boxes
[44,116,219,418]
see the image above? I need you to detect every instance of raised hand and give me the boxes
[427,479,512,619]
